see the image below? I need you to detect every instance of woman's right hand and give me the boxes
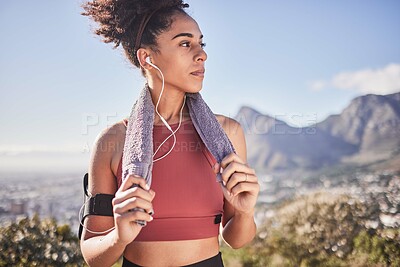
[112,175,155,245]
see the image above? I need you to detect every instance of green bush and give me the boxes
[221,192,399,267]
[0,214,84,267]
[352,230,400,266]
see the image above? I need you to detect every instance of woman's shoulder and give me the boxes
[88,119,127,194]
[214,114,243,138]
[91,119,127,169]
[214,114,246,160]
[94,119,127,146]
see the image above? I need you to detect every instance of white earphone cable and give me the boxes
[79,198,115,235]
[149,59,186,162]
[153,94,186,162]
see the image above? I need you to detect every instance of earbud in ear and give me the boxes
[144,56,160,70]
[145,56,158,69]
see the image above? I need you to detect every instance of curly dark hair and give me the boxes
[81,0,189,69]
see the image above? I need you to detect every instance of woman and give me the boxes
[80,1,259,266]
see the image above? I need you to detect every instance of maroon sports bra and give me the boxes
[116,119,224,241]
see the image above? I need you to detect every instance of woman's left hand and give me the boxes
[214,153,259,215]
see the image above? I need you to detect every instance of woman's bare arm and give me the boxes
[217,116,259,249]
[80,123,155,266]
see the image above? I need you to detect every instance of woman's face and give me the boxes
[150,13,207,93]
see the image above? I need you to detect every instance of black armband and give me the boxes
[78,173,114,239]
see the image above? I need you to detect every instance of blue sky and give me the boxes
[0,0,399,173]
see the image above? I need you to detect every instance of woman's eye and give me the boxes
[181,42,190,47]
[180,41,206,49]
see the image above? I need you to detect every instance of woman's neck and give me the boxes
[147,80,190,125]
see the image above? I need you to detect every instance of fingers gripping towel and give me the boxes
[122,85,236,187]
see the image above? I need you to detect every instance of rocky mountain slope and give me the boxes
[236,92,400,173]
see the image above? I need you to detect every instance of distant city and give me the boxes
[255,169,400,229]
[1,168,398,234]
[0,172,83,234]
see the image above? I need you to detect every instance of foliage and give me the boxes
[221,192,400,267]
[1,190,399,266]
[0,214,84,267]
[351,229,400,266]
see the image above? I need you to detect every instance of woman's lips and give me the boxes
[191,69,205,77]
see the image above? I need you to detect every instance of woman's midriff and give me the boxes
[123,236,220,266]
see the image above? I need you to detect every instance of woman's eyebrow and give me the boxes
[171,33,203,40]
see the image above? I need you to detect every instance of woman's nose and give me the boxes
[195,46,207,62]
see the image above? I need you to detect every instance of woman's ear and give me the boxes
[136,48,151,69]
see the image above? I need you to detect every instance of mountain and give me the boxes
[236,92,400,173]
[318,93,400,151]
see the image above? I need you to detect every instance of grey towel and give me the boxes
[122,84,236,187]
